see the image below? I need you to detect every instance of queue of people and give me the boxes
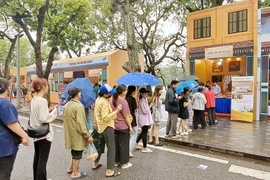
[165,80,216,138]
[0,77,217,179]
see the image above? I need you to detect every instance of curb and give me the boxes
[159,136,270,162]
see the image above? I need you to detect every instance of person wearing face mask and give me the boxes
[0,78,29,180]
[93,84,122,177]
[63,87,93,179]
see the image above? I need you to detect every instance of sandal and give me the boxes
[155,142,163,146]
[148,141,154,145]
[105,171,121,177]
[67,166,79,174]
[71,172,87,179]
[92,164,102,170]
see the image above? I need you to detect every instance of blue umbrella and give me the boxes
[184,80,199,90]
[116,72,161,86]
[175,82,189,94]
[64,78,96,108]
[176,80,199,94]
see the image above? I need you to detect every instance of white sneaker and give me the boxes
[134,144,142,150]
[121,163,132,169]
[180,132,188,136]
[172,135,180,139]
[188,129,192,132]
[142,148,153,153]
[129,152,134,158]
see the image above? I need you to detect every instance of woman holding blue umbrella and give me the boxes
[177,87,193,136]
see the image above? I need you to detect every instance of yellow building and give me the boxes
[186,0,261,120]
[25,50,144,103]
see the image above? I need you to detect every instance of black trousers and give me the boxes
[115,129,130,164]
[207,108,216,126]
[0,153,17,180]
[33,139,51,180]
[136,126,149,148]
[193,110,206,129]
[95,127,115,170]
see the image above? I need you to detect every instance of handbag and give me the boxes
[27,102,50,138]
[27,121,50,138]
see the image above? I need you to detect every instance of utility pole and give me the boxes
[16,27,21,109]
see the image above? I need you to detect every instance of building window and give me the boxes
[228,9,247,34]
[189,60,195,75]
[194,17,211,39]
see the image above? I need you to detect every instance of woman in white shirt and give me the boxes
[30,78,58,180]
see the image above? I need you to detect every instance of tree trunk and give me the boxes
[35,48,44,78]
[3,38,16,79]
[122,0,141,73]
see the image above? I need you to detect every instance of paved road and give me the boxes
[12,116,270,180]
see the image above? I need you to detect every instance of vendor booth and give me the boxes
[186,0,259,121]
[26,50,144,103]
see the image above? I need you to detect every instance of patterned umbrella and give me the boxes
[116,72,161,86]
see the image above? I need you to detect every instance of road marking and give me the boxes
[19,116,64,128]
[228,165,270,180]
[145,144,229,164]
[20,116,229,164]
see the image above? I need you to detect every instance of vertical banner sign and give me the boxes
[231,76,254,122]
[58,84,67,116]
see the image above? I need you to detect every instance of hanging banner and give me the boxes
[58,84,67,116]
[205,45,233,59]
[231,76,254,122]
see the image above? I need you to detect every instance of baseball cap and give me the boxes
[99,84,116,95]
[139,88,150,94]
[68,87,82,98]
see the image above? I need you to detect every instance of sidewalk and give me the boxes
[158,118,270,162]
[14,100,270,162]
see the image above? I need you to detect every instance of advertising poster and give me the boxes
[58,84,67,116]
[231,76,254,122]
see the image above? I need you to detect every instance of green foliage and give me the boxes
[260,0,270,7]
[45,0,96,57]
[90,0,187,75]
[0,0,96,80]
[158,65,185,90]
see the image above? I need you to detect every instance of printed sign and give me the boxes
[27,56,109,73]
[205,45,233,59]
[231,76,254,122]
[58,84,67,116]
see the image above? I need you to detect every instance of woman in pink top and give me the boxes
[134,88,153,153]
[111,84,132,169]
[204,85,216,126]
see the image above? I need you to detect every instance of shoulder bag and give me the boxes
[27,103,50,138]
[27,121,50,138]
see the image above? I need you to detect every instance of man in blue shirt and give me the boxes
[212,81,221,96]
[0,77,28,180]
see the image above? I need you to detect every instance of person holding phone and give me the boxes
[30,78,58,180]
[177,87,192,136]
